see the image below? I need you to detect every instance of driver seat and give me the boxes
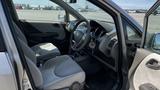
[19,38,85,90]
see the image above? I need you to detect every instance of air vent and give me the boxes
[108,39,117,48]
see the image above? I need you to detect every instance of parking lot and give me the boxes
[16,10,144,24]
[16,10,160,33]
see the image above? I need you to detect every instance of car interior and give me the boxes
[5,0,141,90]
[14,19,120,90]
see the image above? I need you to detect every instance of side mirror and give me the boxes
[63,0,77,3]
[152,33,160,50]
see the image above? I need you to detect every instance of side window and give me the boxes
[126,25,141,40]
[13,0,66,23]
[145,6,160,52]
[123,19,141,41]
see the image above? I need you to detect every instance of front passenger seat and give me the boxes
[13,22,61,61]
[19,39,85,90]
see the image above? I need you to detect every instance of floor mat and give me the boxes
[85,70,116,90]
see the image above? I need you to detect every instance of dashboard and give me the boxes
[66,20,119,71]
[85,20,119,71]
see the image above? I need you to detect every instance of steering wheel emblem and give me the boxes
[89,40,96,49]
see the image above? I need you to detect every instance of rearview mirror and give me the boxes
[152,33,160,50]
[63,0,77,3]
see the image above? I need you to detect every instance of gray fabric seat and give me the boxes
[41,55,85,90]
[19,39,85,90]
[13,22,61,61]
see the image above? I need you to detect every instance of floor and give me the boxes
[85,69,116,90]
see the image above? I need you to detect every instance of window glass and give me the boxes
[126,25,141,40]
[122,19,141,41]
[145,6,160,52]
[13,0,66,22]
[67,0,114,23]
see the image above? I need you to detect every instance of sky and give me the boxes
[13,0,157,9]
[112,0,156,9]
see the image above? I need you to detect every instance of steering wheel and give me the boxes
[70,20,91,51]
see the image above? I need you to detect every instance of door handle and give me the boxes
[146,59,160,70]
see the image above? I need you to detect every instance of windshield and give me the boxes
[67,1,114,23]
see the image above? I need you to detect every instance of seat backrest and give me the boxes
[13,22,28,44]
[25,57,43,88]
[18,39,37,64]
[18,38,43,88]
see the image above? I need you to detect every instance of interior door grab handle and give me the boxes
[139,83,159,90]
[146,59,160,70]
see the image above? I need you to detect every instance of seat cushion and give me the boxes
[40,55,85,90]
[31,43,61,61]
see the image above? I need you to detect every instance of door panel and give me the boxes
[28,22,66,40]
[129,48,160,90]
[133,53,160,90]
[129,48,152,90]
[21,21,67,45]
[129,49,152,78]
